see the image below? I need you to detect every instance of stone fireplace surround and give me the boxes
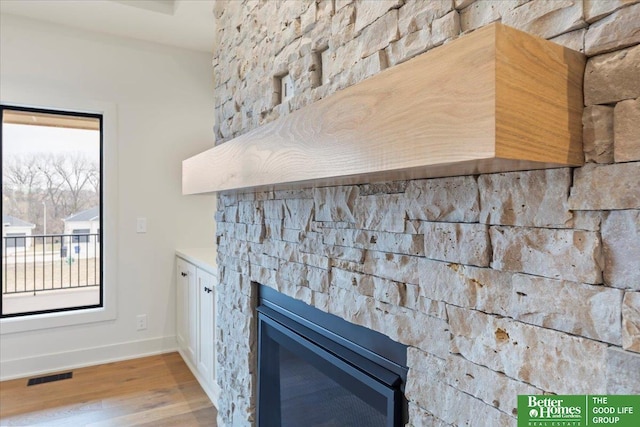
[211,1,640,426]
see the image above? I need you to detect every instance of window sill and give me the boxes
[0,302,116,335]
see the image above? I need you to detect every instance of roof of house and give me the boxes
[65,206,100,222]
[2,214,36,228]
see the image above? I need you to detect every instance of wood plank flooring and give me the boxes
[0,352,218,426]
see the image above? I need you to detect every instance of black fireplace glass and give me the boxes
[257,285,408,427]
[279,337,386,427]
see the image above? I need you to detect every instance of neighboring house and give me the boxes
[2,214,36,252]
[63,207,100,258]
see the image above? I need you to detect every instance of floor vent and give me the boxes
[27,372,73,386]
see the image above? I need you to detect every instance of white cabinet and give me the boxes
[176,252,219,406]
[197,268,215,385]
[176,258,197,362]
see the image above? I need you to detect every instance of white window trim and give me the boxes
[0,96,118,334]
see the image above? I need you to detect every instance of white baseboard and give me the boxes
[0,335,178,381]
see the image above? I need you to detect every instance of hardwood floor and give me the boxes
[0,352,218,426]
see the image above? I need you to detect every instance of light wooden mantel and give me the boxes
[183,23,585,195]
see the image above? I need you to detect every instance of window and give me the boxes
[1,105,103,318]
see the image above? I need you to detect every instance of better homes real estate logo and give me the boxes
[520,395,584,425]
[518,395,640,427]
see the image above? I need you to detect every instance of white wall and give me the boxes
[0,13,216,379]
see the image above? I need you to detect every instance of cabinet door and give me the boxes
[186,262,198,363]
[176,258,189,351]
[197,268,215,385]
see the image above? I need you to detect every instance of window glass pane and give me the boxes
[1,106,102,317]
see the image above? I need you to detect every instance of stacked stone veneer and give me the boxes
[212,1,640,426]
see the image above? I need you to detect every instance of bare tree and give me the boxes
[37,154,67,230]
[2,155,43,225]
[50,153,95,214]
[87,160,100,196]
[2,155,42,193]
[3,152,99,234]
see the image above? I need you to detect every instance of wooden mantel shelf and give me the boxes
[183,23,585,195]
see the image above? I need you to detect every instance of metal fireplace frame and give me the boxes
[257,284,408,427]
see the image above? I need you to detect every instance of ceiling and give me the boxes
[0,0,217,53]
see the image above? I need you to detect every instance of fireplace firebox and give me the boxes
[257,285,408,427]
